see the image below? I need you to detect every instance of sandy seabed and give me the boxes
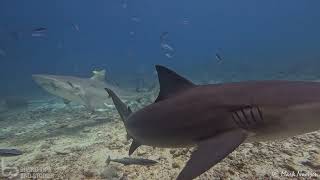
[0,96,320,180]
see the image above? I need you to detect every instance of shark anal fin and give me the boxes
[155,65,195,102]
[177,129,247,180]
[129,140,141,156]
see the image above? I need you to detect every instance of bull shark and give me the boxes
[105,65,320,180]
[32,70,139,111]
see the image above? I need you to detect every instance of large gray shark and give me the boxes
[105,65,320,180]
[32,70,139,111]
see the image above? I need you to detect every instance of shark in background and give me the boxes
[106,65,320,180]
[32,69,144,111]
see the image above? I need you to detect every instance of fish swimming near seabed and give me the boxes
[106,156,158,166]
[106,65,320,180]
[32,69,143,111]
[0,148,23,157]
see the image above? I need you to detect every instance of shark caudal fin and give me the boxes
[104,88,132,123]
[91,69,106,81]
[105,88,141,155]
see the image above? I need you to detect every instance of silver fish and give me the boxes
[106,156,158,166]
[0,148,23,157]
[161,43,174,52]
[31,32,46,37]
[33,27,47,33]
[131,17,141,23]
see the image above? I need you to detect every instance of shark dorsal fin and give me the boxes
[90,69,106,81]
[155,65,195,102]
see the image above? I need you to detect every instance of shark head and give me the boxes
[32,74,85,104]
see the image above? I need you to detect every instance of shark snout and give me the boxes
[32,74,61,91]
[32,74,46,82]
[32,74,55,84]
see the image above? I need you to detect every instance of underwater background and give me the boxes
[1,0,320,96]
[1,0,320,179]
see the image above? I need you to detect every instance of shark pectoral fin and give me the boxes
[129,140,141,156]
[177,129,247,180]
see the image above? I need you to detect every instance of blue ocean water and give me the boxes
[1,0,320,96]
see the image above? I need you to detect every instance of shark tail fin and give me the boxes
[104,88,132,123]
[91,69,106,81]
[105,88,142,156]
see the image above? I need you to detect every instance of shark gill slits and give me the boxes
[235,111,248,128]
[250,108,257,122]
[231,113,241,127]
[232,106,264,129]
[257,106,263,121]
[240,109,251,125]
[250,106,264,123]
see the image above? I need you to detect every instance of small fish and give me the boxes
[106,156,158,166]
[160,32,175,58]
[160,32,169,41]
[165,53,174,59]
[215,53,223,62]
[131,17,141,23]
[0,148,23,157]
[161,43,174,52]
[121,0,127,8]
[181,18,189,25]
[31,32,46,37]
[33,27,47,33]
[72,23,80,31]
